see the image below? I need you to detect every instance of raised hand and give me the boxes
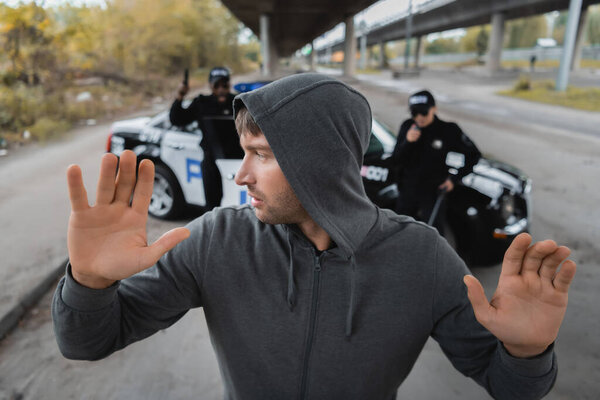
[464,233,576,358]
[406,124,421,142]
[66,150,190,289]
[176,82,189,100]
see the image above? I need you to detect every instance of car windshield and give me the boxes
[371,117,396,152]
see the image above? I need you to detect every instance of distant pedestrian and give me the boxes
[530,55,537,73]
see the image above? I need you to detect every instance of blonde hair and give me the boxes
[235,106,262,136]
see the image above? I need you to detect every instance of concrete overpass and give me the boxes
[221,0,598,77]
[315,0,600,73]
[220,0,380,76]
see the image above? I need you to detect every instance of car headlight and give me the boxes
[110,135,125,155]
[500,194,517,223]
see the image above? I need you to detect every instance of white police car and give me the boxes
[107,84,531,265]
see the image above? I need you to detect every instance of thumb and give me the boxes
[141,227,191,267]
[463,275,494,326]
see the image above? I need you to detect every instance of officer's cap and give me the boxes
[209,67,230,85]
[408,90,435,112]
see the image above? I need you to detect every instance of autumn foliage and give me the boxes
[0,0,259,144]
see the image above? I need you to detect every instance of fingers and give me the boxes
[95,153,118,205]
[502,234,576,293]
[132,159,155,214]
[464,275,494,326]
[553,260,576,293]
[114,150,137,204]
[500,233,532,277]
[521,239,558,275]
[67,164,89,211]
[539,246,571,281]
[140,228,191,267]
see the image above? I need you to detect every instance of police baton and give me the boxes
[427,187,447,226]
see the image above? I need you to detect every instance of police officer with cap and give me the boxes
[389,90,481,235]
[170,67,237,210]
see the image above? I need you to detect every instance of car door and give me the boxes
[203,116,247,207]
[160,121,206,207]
[215,159,249,206]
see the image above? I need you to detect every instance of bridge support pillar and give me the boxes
[557,0,583,90]
[260,14,271,77]
[572,6,589,71]
[379,41,388,69]
[415,35,424,69]
[360,34,367,70]
[310,41,316,71]
[343,15,357,77]
[487,12,505,72]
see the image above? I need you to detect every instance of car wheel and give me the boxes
[149,164,185,219]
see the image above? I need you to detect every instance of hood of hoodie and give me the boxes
[233,73,378,257]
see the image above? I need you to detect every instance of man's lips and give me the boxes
[247,191,263,207]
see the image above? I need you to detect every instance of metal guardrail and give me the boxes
[386,45,600,65]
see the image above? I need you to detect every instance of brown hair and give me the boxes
[235,106,262,136]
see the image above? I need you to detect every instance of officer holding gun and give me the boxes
[169,67,236,210]
[389,90,481,235]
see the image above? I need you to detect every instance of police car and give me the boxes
[106,84,531,265]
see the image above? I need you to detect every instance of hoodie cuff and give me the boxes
[498,342,555,377]
[61,263,119,312]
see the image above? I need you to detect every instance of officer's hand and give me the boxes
[177,83,189,100]
[66,151,190,289]
[438,179,454,192]
[406,124,421,142]
[464,233,576,358]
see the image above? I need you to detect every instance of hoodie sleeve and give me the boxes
[51,215,213,361]
[431,236,557,400]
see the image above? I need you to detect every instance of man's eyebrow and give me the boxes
[244,144,273,152]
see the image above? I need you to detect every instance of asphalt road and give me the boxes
[0,69,599,399]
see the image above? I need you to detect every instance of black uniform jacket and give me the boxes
[169,93,240,159]
[389,115,481,193]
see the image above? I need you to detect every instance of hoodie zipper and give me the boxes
[299,253,322,400]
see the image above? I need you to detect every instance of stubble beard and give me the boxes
[250,185,308,225]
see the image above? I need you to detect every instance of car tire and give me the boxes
[149,164,185,220]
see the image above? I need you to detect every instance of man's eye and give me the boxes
[256,152,265,160]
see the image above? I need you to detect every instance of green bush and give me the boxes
[513,75,531,91]
[27,117,71,142]
[0,84,44,130]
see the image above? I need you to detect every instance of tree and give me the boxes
[552,12,569,45]
[460,25,490,56]
[0,3,56,81]
[507,15,548,48]
[587,6,600,45]
[477,28,490,57]
[426,37,460,54]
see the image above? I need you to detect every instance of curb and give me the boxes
[0,258,68,340]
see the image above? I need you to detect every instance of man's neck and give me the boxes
[297,219,331,251]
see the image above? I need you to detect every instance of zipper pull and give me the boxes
[314,255,321,272]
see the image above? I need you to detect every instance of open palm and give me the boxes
[464,233,576,358]
[66,150,190,289]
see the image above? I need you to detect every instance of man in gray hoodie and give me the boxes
[53,74,576,400]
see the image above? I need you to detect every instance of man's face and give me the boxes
[234,131,310,225]
[412,106,436,128]
[211,79,230,103]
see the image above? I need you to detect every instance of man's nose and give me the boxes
[234,157,253,186]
